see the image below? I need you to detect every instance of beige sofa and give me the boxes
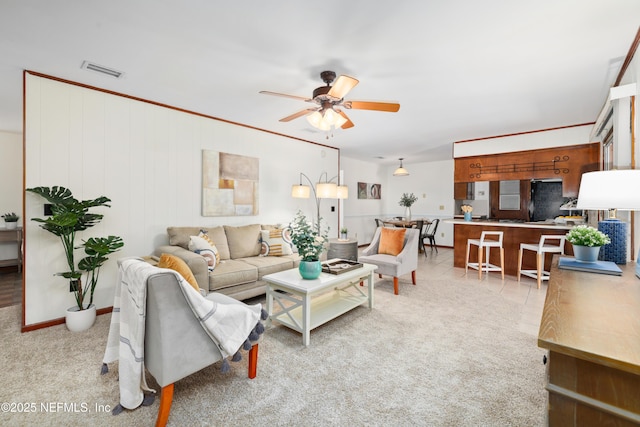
[153,224,299,300]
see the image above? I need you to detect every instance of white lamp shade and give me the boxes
[576,170,640,210]
[291,184,311,198]
[336,185,348,199]
[393,166,409,176]
[316,182,337,198]
[306,111,322,127]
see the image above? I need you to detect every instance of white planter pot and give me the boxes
[65,304,97,332]
[5,221,17,230]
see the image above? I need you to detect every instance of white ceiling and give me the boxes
[0,1,639,164]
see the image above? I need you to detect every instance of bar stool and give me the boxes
[517,235,566,288]
[465,231,504,280]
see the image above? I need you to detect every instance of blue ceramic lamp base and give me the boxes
[598,219,626,264]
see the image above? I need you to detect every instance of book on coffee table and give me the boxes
[558,256,622,276]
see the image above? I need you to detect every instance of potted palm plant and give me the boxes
[289,210,328,279]
[26,186,124,331]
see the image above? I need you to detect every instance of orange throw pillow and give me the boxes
[379,228,406,256]
[158,253,200,293]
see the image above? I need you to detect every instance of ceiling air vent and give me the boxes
[80,61,124,79]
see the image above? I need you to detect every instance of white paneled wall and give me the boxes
[24,73,339,326]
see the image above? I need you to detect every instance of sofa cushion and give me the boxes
[208,259,259,292]
[224,224,262,259]
[379,227,406,256]
[260,228,293,256]
[239,255,296,279]
[188,234,220,270]
[157,253,200,292]
[167,226,230,260]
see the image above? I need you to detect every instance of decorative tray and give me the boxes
[321,259,363,275]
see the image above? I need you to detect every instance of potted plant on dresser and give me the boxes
[2,212,19,229]
[289,210,328,280]
[26,186,124,331]
[566,225,610,263]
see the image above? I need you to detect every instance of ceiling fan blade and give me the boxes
[279,108,317,122]
[336,110,354,129]
[344,100,400,112]
[327,75,359,99]
[259,91,312,102]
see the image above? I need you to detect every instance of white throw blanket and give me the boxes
[103,257,261,410]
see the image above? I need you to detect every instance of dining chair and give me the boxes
[423,219,440,254]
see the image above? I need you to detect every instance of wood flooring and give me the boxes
[0,268,21,308]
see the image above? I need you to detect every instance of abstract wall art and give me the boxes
[202,150,259,216]
[357,182,381,199]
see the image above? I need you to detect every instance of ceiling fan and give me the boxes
[259,71,400,131]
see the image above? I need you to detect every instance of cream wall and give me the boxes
[0,131,22,262]
[340,156,455,247]
[24,73,339,326]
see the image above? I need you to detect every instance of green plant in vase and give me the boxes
[289,210,328,279]
[26,186,124,311]
[566,225,610,263]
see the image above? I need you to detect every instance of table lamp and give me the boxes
[575,170,640,270]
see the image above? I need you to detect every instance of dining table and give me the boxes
[382,218,431,228]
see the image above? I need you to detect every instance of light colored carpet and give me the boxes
[0,269,547,426]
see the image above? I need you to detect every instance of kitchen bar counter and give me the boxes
[448,218,574,230]
[450,219,573,277]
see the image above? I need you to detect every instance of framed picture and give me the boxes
[202,150,259,216]
[357,182,381,199]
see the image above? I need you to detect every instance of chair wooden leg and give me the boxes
[393,277,399,295]
[465,242,470,274]
[378,273,382,279]
[500,248,505,280]
[477,246,483,280]
[536,253,543,289]
[156,383,175,427]
[411,270,416,285]
[248,343,258,379]
[517,248,523,282]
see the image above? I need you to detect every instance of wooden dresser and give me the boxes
[538,257,640,426]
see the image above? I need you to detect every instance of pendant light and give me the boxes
[393,158,409,176]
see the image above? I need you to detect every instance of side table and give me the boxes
[327,238,358,261]
[0,227,23,273]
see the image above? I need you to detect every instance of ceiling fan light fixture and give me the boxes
[393,158,410,176]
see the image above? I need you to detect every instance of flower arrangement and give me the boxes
[566,225,611,247]
[289,210,328,262]
[340,227,348,234]
[461,205,473,213]
[399,192,418,207]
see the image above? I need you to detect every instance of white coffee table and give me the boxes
[264,260,377,346]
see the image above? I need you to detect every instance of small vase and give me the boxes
[340,233,348,240]
[404,206,412,221]
[464,212,472,221]
[299,260,322,280]
[572,245,600,263]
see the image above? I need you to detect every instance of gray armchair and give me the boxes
[358,227,419,295]
[145,270,260,426]
[105,260,262,427]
